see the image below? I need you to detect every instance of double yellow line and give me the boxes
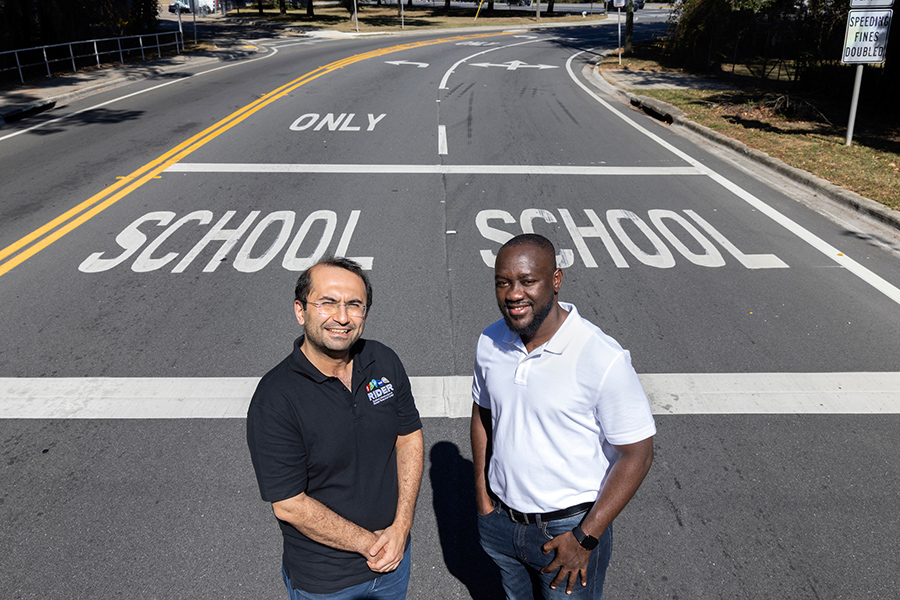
[0,32,511,278]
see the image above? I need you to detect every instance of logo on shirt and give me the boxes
[366,377,394,405]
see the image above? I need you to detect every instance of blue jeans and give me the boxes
[477,503,612,600]
[282,543,412,600]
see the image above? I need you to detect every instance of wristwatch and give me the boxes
[572,525,599,550]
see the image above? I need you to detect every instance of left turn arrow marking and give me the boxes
[385,60,429,68]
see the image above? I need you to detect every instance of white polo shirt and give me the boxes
[473,303,656,514]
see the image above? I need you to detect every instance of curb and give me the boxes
[0,99,56,124]
[591,64,900,233]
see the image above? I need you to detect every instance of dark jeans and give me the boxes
[281,543,412,600]
[477,504,612,600]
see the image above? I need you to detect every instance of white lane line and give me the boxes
[438,125,448,155]
[0,46,282,143]
[566,50,900,307]
[3,374,899,419]
[166,163,702,175]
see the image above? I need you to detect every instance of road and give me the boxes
[2,16,899,600]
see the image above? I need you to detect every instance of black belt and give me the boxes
[499,500,593,525]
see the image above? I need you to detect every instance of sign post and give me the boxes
[191,0,198,45]
[613,0,625,64]
[842,1,892,145]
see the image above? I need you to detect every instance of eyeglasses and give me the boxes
[306,301,367,318]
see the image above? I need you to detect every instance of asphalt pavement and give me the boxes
[3,14,900,600]
[3,10,897,234]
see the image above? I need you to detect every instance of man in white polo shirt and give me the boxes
[471,233,656,599]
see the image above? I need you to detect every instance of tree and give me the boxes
[625,0,633,54]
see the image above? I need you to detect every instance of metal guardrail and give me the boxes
[0,31,184,85]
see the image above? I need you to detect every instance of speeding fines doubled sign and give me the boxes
[842,0,893,145]
[842,7,892,64]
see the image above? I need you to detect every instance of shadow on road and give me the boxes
[430,441,504,600]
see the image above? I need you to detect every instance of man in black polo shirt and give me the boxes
[247,257,424,599]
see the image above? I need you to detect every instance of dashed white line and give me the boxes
[438,125,448,155]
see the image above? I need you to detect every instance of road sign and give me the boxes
[842,9,893,64]
[850,0,893,7]
[613,0,625,7]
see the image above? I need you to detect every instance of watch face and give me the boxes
[574,526,599,550]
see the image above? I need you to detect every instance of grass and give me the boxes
[226,4,608,32]
[598,49,900,211]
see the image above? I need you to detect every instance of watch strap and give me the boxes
[572,524,599,550]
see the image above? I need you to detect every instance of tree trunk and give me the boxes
[625,1,633,54]
[258,0,264,15]
[547,0,555,15]
[279,0,286,14]
[307,0,315,16]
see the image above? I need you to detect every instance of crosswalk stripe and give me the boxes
[2,373,898,418]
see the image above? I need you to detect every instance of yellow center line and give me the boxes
[0,31,511,277]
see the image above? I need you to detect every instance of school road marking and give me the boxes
[0,32,513,279]
[2,374,899,418]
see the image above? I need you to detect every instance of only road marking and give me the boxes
[0,32,515,278]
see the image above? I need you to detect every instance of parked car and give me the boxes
[168,1,191,13]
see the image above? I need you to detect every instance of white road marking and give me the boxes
[385,60,429,68]
[438,125,448,155]
[166,163,702,175]
[439,37,551,90]
[2,374,899,418]
[266,40,335,48]
[565,50,900,307]
[0,45,283,143]
[470,61,558,70]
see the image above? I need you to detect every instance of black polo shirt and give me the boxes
[246,336,422,594]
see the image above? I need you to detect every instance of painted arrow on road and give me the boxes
[385,60,429,68]
[469,60,558,70]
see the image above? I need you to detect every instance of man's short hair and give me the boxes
[294,257,373,310]
[499,234,556,265]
